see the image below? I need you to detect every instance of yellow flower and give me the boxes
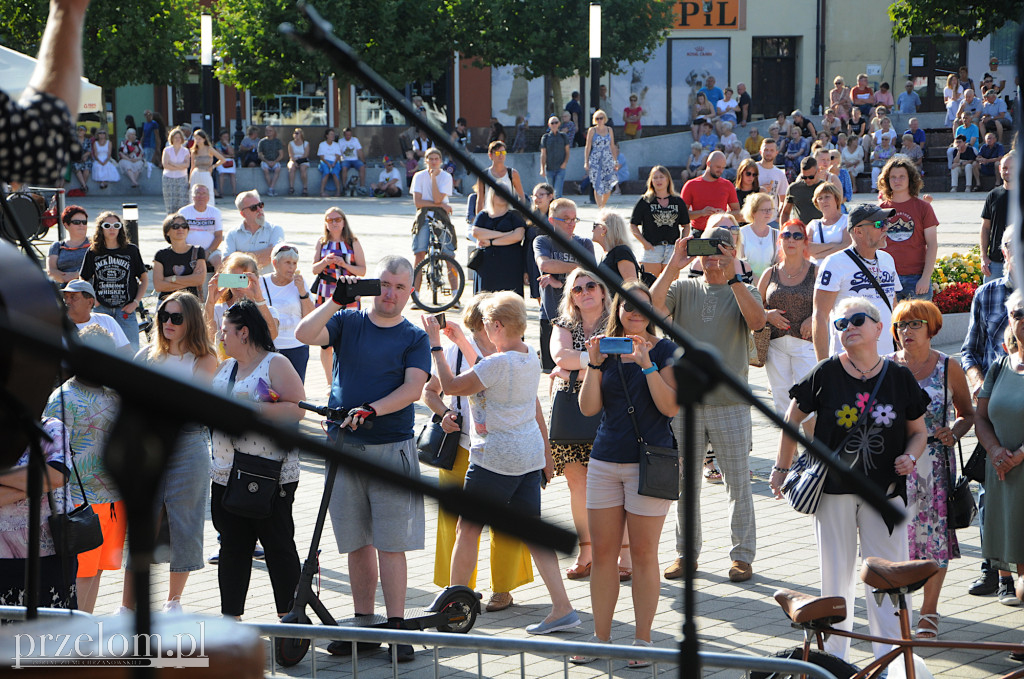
[836,404,859,429]
[967,265,975,273]
[974,275,981,282]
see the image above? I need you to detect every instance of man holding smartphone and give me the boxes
[650,227,766,583]
[294,255,431,663]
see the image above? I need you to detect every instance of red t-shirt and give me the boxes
[681,177,738,233]
[851,86,874,106]
[880,197,938,275]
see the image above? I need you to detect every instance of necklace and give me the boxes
[900,350,934,379]
[780,262,805,280]
[848,355,882,381]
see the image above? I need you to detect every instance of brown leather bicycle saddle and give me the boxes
[773,588,847,626]
[860,557,939,594]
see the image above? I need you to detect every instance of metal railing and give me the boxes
[243,621,839,679]
[0,605,94,621]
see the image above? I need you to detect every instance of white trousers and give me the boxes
[764,335,818,416]
[950,163,974,189]
[814,493,909,661]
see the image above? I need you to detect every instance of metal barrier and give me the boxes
[243,621,840,679]
[0,605,93,621]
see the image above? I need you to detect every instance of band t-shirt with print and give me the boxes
[790,357,928,496]
[630,195,690,246]
[880,197,938,276]
[816,247,901,355]
[79,245,146,309]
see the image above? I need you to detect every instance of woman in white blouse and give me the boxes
[260,243,314,382]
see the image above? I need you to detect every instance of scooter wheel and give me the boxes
[435,591,479,633]
[274,636,311,667]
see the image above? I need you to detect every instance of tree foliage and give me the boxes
[0,0,197,92]
[888,0,1023,40]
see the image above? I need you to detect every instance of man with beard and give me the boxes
[225,190,285,273]
[756,138,788,214]
[680,150,740,234]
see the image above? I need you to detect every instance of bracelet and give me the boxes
[430,346,444,352]
[299,294,310,299]
[587,361,605,370]
[255,300,267,306]
[642,362,658,375]
[771,465,790,474]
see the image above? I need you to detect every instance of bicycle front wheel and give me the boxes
[412,254,465,313]
[749,647,858,679]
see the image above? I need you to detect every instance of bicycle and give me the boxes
[412,215,465,313]
[753,557,1024,679]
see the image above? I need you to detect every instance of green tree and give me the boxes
[0,0,197,92]
[888,0,1022,39]
[449,0,673,110]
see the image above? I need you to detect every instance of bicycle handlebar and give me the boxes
[299,400,373,429]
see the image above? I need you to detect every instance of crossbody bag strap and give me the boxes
[939,356,957,482]
[844,249,892,312]
[261,277,273,307]
[613,356,646,445]
[454,349,464,413]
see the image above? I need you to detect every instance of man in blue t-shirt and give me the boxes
[533,198,595,372]
[698,75,724,109]
[294,255,430,662]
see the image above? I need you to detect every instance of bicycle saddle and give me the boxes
[860,557,939,594]
[773,588,847,626]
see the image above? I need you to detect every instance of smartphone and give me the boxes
[337,278,382,298]
[599,337,634,354]
[686,239,724,257]
[217,272,250,288]
[432,312,446,329]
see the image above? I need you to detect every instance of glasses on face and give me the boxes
[593,222,606,229]
[757,207,774,214]
[801,174,817,181]
[170,222,189,230]
[893,319,928,330]
[548,121,559,126]
[326,216,344,223]
[572,281,599,296]
[158,310,184,325]
[857,219,887,230]
[101,222,123,230]
[833,312,876,332]
[622,301,646,313]
[743,171,757,177]
[552,216,579,225]
[780,231,805,240]
[68,219,88,226]
[245,202,265,213]
[1011,309,1024,321]
[493,150,506,156]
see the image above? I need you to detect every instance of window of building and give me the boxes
[990,21,1019,70]
[251,80,328,126]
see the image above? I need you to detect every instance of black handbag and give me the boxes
[548,371,602,445]
[47,445,103,556]
[939,357,977,530]
[963,359,1006,484]
[417,350,465,470]
[222,451,283,519]
[614,356,679,500]
[466,246,487,272]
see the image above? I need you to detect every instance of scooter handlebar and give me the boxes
[299,401,372,428]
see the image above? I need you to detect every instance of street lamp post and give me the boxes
[201,14,213,135]
[589,3,601,117]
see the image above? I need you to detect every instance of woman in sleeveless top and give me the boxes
[311,207,366,382]
[584,110,618,208]
[162,127,192,215]
[889,300,974,639]
[124,292,217,614]
[189,129,223,207]
[90,129,120,188]
[757,219,817,425]
[287,129,310,196]
[210,299,305,619]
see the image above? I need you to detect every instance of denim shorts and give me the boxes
[341,159,364,169]
[154,426,210,572]
[463,463,542,517]
[641,242,675,266]
[412,211,456,255]
[318,161,341,177]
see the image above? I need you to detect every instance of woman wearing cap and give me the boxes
[79,211,148,353]
[771,296,929,662]
[261,244,314,382]
[47,206,91,283]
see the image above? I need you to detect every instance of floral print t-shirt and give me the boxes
[789,356,929,496]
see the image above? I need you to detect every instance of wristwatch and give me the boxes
[727,275,743,286]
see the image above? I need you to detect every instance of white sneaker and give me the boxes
[162,598,184,615]
[113,606,133,615]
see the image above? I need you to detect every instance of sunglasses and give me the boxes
[780,231,805,240]
[1011,309,1024,321]
[326,216,344,223]
[833,312,876,332]
[101,222,123,230]
[893,319,928,330]
[857,219,888,230]
[245,202,265,213]
[800,174,817,181]
[743,171,757,176]
[572,281,599,295]
[276,245,299,255]
[158,310,184,325]
[552,216,579,225]
[493,150,507,156]
[68,219,89,226]
[170,222,189,230]
[622,301,646,313]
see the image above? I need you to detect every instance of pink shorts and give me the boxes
[586,459,673,517]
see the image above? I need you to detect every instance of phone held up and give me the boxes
[686,238,726,257]
[338,278,383,298]
[431,313,446,329]
[599,336,633,354]
[217,272,250,288]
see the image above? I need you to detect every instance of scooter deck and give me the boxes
[334,609,436,630]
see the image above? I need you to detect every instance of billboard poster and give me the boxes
[608,42,669,126]
[670,38,730,125]
[490,65,545,127]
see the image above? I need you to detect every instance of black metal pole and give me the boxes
[202,64,213,134]
[234,98,244,151]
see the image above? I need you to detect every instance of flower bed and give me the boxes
[932,248,982,314]
[932,282,978,314]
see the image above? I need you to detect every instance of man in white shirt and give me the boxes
[225,190,285,273]
[410,148,457,292]
[62,280,130,350]
[756,138,788,215]
[338,127,366,191]
[813,204,901,359]
[178,183,223,269]
[371,156,402,197]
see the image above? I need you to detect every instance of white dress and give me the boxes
[92,140,121,183]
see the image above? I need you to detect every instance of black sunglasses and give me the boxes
[780,232,805,241]
[1011,309,1024,321]
[68,219,88,226]
[158,310,185,325]
[833,312,876,332]
[170,222,189,230]
[572,281,599,295]
[622,301,647,313]
[800,174,817,181]
[245,202,265,213]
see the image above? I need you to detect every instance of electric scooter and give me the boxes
[274,401,481,667]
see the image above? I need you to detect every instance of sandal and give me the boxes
[302,189,308,196]
[569,635,608,665]
[619,544,632,582]
[628,639,654,668]
[703,462,722,483]
[915,613,939,639]
[566,541,592,580]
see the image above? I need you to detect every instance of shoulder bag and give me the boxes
[549,370,603,445]
[47,444,104,556]
[417,350,465,470]
[941,357,977,530]
[614,356,679,500]
[844,249,892,312]
[221,362,285,519]
[782,359,888,514]
[963,358,1006,484]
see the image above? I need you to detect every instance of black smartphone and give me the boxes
[432,313,446,329]
[338,278,382,298]
[686,239,724,257]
